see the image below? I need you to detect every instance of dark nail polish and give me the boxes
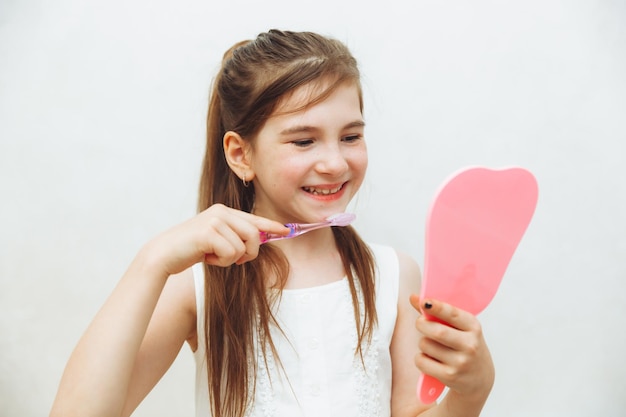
[424,302,432,309]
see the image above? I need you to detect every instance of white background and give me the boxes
[1,0,625,416]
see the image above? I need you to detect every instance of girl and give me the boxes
[50,29,494,417]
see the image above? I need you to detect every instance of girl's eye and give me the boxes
[342,134,362,143]
[292,139,314,147]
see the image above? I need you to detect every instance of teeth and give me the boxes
[303,184,343,195]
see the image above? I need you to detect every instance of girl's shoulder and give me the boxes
[368,242,422,299]
[367,242,421,277]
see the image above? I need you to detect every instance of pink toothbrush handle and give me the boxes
[417,373,445,404]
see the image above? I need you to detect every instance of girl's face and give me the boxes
[249,81,367,224]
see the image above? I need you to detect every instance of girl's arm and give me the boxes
[390,251,495,417]
[120,267,197,416]
[49,244,190,417]
[50,204,290,417]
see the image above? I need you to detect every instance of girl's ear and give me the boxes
[223,131,255,182]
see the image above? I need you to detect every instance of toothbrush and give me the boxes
[259,212,356,243]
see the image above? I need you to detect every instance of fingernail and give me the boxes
[424,302,433,310]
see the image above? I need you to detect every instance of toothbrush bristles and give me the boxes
[326,212,356,227]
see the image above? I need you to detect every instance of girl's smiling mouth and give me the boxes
[302,183,346,196]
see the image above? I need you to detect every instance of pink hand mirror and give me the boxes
[417,166,538,404]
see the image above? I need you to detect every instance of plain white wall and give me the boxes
[1,0,625,416]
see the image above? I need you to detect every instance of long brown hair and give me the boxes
[197,29,377,417]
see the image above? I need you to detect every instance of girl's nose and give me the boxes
[315,144,349,175]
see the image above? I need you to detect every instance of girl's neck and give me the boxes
[270,229,345,289]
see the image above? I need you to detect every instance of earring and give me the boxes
[242,173,249,187]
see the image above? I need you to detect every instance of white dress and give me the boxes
[193,243,400,417]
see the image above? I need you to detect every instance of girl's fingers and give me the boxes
[409,294,422,312]
[228,208,292,238]
[160,204,293,272]
[201,222,249,267]
[414,350,453,382]
[410,295,494,395]
[410,295,473,330]
[411,295,470,351]
[219,212,291,262]
[198,205,290,267]
[419,298,480,332]
[412,296,484,356]
[417,335,455,364]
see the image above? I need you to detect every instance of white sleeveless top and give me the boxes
[193,243,400,417]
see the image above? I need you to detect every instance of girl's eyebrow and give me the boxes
[279,120,366,135]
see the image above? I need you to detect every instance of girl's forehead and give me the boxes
[274,79,359,115]
[260,82,363,136]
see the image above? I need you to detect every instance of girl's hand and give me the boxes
[146,203,290,276]
[410,295,495,400]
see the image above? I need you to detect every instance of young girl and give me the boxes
[50,29,494,417]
